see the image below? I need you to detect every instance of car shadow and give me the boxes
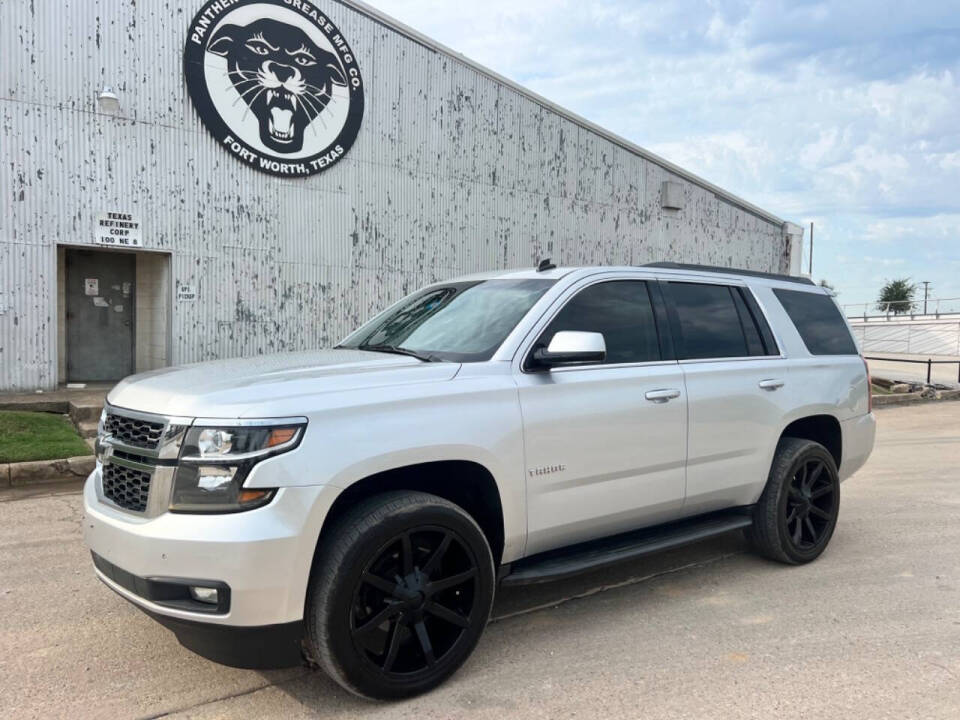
[263,530,755,713]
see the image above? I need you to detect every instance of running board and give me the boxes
[500,509,753,587]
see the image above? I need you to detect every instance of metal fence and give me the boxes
[865,356,960,385]
[844,297,960,320]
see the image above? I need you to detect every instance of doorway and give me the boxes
[65,249,136,382]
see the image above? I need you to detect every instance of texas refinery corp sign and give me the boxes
[184,0,365,177]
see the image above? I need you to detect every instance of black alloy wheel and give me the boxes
[305,491,495,700]
[350,527,481,677]
[784,458,837,552]
[747,437,841,564]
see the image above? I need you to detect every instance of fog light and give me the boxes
[189,586,219,605]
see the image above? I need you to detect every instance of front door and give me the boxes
[516,279,688,556]
[65,249,135,381]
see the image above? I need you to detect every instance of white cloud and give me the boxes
[372,0,960,304]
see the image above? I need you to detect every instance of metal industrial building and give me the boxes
[1,0,804,392]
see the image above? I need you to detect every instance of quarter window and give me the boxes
[774,289,859,355]
[534,281,661,366]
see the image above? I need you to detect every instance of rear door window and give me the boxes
[773,289,859,355]
[665,282,749,360]
[731,289,765,356]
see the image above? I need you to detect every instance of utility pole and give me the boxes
[922,281,931,315]
[809,222,814,276]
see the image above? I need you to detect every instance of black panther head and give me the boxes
[207,19,347,153]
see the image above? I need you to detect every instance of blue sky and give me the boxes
[374,0,960,309]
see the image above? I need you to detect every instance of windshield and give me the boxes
[340,279,556,362]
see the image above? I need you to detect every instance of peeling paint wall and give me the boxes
[0,0,793,391]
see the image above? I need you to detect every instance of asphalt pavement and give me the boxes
[1,402,958,719]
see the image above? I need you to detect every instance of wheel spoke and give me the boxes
[352,523,483,676]
[422,533,453,577]
[788,487,803,500]
[786,506,799,524]
[400,532,414,575]
[429,567,477,594]
[425,600,470,628]
[809,505,831,520]
[807,462,824,488]
[804,516,817,542]
[353,602,401,637]
[361,572,398,596]
[792,516,803,545]
[413,620,436,666]
[381,620,403,672]
[811,485,833,500]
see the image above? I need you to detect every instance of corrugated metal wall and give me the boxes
[850,320,960,357]
[1,0,792,391]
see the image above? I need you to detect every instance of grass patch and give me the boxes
[0,411,92,463]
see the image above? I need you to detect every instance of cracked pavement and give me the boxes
[1,402,958,719]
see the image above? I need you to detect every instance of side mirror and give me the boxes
[532,331,606,369]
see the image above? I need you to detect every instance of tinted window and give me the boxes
[537,281,661,365]
[741,287,780,355]
[667,283,748,359]
[774,289,858,355]
[731,288,778,356]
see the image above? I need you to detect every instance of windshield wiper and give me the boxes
[358,344,440,363]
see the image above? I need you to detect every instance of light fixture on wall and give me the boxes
[97,85,120,115]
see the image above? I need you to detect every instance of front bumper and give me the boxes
[83,466,340,627]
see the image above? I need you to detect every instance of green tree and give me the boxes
[877,278,916,315]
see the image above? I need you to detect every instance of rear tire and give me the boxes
[305,491,495,700]
[747,438,840,565]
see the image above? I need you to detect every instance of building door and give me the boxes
[65,249,135,381]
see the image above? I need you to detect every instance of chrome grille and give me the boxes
[104,413,165,450]
[102,463,152,512]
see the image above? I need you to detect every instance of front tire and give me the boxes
[747,438,840,564]
[305,491,495,700]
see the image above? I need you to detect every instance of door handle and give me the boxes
[758,379,785,391]
[645,388,681,403]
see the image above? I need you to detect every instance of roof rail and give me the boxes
[643,262,815,286]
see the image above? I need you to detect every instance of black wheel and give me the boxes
[305,491,495,700]
[747,437,840,564]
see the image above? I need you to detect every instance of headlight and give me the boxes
[170,421,306,514]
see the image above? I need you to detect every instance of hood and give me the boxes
[107,349,461,418]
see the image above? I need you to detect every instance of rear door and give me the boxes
[515,277,688,556]
[660,279,791,514]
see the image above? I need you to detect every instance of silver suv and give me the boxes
[84,263,876,700]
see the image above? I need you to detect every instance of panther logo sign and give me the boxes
[184,0,364,177]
